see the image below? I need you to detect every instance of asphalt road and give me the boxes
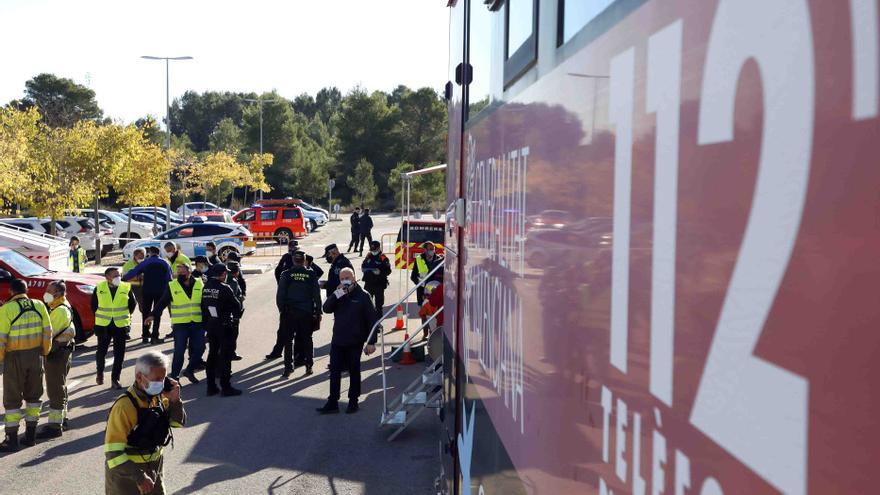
[0,214,440,495]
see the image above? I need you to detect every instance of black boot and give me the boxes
[21,424,36,447]
[206,382,220,396]
[221,386,242,397]
[346,401,359,414]
[316,401,339,414]
[36,425,62,439]
[304,365,313,376]
[0,430,19,452]
[281,367,293,378]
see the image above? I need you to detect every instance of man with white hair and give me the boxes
[317,267,378,415]
[104,351,185,495]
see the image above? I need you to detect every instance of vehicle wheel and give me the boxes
[120,232,140,248]
[274,228,292,244]
[72,310,86,344]
[218,246,238,262]
[309,220,318,232]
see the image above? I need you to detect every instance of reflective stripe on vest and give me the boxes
[169,278,203,324]
[7,299,48,350]
[95,281,131,327]
[68,248,85,272]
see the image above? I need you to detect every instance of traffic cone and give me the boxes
[394,304,405,330]
[399,332,417,365]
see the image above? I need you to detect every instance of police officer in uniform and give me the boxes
[93,267,137,390]
[0,279,52,451]
[201,264,242,396]
[321,244,353,298]
[38,280,76,439]
[226,261,245,361]
[361,240,392,320]
[277,251,321,378]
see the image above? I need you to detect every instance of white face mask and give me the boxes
[340,279,354,288]
[110,276,122,287]
[370,250,379,256]
[144,380,164,396]
[206,250,214,256]
[43,292,55,304]
[164,251,173,258]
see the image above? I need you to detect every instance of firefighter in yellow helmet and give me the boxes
[0,278,52,452]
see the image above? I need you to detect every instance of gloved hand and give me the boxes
[333,288,345,299]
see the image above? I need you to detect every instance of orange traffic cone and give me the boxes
[393,304,405,330]
[399,332,417,365]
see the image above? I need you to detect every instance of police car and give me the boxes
[121,222,256,261]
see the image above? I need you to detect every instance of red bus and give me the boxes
[440,1,879,494]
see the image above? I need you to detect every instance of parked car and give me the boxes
[187,210,235,224]
[233,201,308,244]
[0,218,57,236]
[0,247,103,341]
[297,200,330,218]
[57,217,118,258]
[69,209,157,246]
[122,222,256,261]
[178,201,220,218]
[121,207,184,229]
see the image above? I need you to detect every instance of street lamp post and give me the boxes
[243,96,280,201]
[141,55,193,229]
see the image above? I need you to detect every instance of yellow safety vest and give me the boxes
[0,295,52,360]
[416,256,429,278]
[49,299,76,344]
[169,278,203,324]
[95,281,132,328]
[68,247,86,273]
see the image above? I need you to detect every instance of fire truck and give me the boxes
[439,1,880,494]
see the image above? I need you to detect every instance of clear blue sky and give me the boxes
[0,0,449,123]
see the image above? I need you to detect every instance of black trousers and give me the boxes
[281,308,314,369]
[205,321,234,389]
[140,292,163,340]
[347,230,359,252]
[328,344,362,404]
[367,287,385,321]
[95,325,128,381]
[357,231,373,252]
[230,317,240,355]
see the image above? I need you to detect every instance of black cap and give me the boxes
[292,250,305,262]
[369,240,381,249]
[193,255,209,263]
[305,254,314,263]
[226,261,240,272]
[323,243,338,255]
[207,264,228,277]
[226,251,241,262]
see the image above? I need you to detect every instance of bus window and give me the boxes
[559,0,616,45]
[467,0,497,122]
[504,0,538,85]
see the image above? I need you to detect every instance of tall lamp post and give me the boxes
[243,96,280,201]
[141,55,193,229]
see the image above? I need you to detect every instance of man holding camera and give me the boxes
[104,351,185,495]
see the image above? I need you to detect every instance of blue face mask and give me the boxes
[144,380,164,396]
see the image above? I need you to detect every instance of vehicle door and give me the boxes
[281,208,306,235]
[258,208,279,235]
[190,224,235,256]
[162,225,196,256]
[233,208,257,234]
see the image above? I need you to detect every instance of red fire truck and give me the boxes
[440,1,879,494]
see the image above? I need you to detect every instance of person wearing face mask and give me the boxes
[0,279,52,452]
[361,240,392,321]
[147,263,204,385]
[123,246,172,345]
[92,267,137,390]
[104,351,185,495]
[316,268,378,414]
[201,263,243,396]
[205,242,220,265]
[225,261,245,361]
[163,242,191,273]
[356,208,374,255]
[320,244,353,298]
[273,240,300,282]
[410,241,445,308]
[68,236,87,273]
[37,280,76,439]
[192,256,210,280]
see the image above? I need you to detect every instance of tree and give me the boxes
[209,117,244,155]
[12,73,103,128]
[334,88,393,200]
[348,159,378,207]
[391,88,446,166]
[0,107,40,208]
[388,162,446,212]
[169,91,247,151]
[135,116,164,145]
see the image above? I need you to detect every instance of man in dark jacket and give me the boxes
[321,244,353,298]
[201,264,242,396]
[273,240,300,282]
[276,251,322,378]
[317,268,378,414]
[361,240,392,320]
[122,246,171,344]
[346,207,361,253]
[205,242,220,265]
[356,208,374,255]
[226,261,245,361]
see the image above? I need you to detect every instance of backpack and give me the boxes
[119,392,173,454]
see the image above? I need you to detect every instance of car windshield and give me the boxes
[106,212,129,222]
[0,250,48,277]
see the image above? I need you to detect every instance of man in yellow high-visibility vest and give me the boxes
[68,236,87,273]
[147,263,204,385]
[92,267,137,390]
[38,280,76,439]
[0,279,52,452]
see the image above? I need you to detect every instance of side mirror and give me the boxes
[0,269,12,281]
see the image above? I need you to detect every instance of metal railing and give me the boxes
[364,258,445,421]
